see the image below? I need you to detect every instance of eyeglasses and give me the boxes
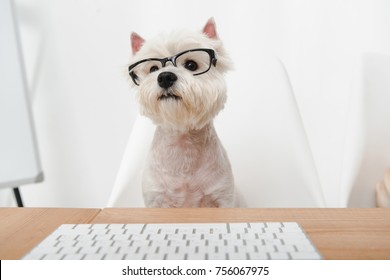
[128,48,217,86]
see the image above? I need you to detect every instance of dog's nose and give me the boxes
[158,72,177,89]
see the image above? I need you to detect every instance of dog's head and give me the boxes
[128,18,232,131]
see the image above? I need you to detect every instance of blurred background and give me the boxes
[1,0,390,207]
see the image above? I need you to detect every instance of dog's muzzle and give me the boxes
[158,72,177,89]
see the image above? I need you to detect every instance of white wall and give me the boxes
[1,0,390,207]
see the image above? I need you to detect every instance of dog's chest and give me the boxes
[148,128,223,207]
[152,133,212,179]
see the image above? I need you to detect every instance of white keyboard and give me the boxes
[22,222,322,260]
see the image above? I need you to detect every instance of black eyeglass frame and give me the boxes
[128,48,217,86]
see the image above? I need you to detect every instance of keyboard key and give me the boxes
[124,224,144,233]
[257,244,277,253]
[126,254,147,260]
[248,223,266,231]
[269,252,290,260]
[78,246,99,254]
[207,252,228,260]
[103,253,125,260]
[58,246,80,254]
[247,251,269,259]
[275,244,297,253]
[62,254,83,260]
[281,222,303,232]
[107,224,125,230]
[186,253,206,260]
[289,252,322,260]
[91,224,108,230]
[144,252,166,260]
[42,253,65,260]
[229,223,249,233]
[228,252,249,260]
[83,253,105,260]
[265,222,283,228]
[165,252,186,260]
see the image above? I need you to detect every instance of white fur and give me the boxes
[129,24,235,207]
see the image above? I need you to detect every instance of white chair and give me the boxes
[340,52,390,207]
[108,55,326,207]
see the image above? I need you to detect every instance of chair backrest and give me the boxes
[340,52,390,207]
[107,114,154,207]
[108,55,325,207]
[215,55,325,207]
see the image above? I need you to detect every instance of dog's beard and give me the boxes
[158,89,182,101]
[137,74,227,131]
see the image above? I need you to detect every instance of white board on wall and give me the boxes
[0,0,43,189]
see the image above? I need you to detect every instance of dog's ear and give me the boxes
[203,18,218,39]
[131,32,145,55]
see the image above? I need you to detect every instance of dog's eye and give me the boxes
[149,66,159,73]
[184,60,198,71]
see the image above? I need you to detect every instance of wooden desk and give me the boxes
[0,208,100,260]
[1,208,390,260]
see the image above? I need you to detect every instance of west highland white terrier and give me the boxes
[128,18,235,207]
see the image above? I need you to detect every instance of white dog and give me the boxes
[128,18,235,207]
